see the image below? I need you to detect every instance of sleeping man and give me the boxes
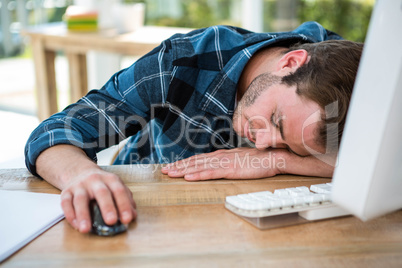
[25,22,363,233]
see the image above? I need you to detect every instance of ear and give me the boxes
[275,49,309,74]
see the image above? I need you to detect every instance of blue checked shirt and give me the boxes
[25,21,342,176]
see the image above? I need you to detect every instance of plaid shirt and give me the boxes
[25,21,342,176]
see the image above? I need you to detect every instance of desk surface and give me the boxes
[1,165,402,267]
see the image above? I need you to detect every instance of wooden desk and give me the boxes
[1,165,402,267]
[23,23,191,121]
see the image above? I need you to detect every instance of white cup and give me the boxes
[114,2,146,33]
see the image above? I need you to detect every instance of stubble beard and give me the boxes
[232,72,281,137]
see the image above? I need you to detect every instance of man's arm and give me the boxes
[24,37,176,233]
[36,144,137,233]
[162,147,335,180]
[277,149,336,177]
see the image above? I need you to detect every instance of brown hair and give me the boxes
[281,40,364,153]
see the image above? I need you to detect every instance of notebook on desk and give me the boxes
[0,190,65,263]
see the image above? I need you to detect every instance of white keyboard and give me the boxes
[225,183,351,229]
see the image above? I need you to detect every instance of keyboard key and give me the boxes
[310,183,332,194]
[279,198,294,208]
[273,189,289,196]
[285,186,311,196]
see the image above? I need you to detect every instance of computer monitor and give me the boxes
[331,0,402,221]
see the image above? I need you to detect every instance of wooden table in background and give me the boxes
[23,23,191,121]
[1,165,402,267]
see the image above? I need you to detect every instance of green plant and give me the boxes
[298,0,373,42]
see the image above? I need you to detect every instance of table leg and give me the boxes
[67,53,88,104]
[31,37,58,121]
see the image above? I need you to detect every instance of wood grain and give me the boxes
[1,165,402,267]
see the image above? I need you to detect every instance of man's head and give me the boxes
[233,40,363,156]
[283,40,364,153]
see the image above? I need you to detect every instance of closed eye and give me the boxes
[270,112,285,140]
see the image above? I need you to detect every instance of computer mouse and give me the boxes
[89,200,128,236]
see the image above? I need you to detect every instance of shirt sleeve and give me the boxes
[24,40,174,176]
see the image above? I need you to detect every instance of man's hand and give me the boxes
[60,168,137,233]
[162,147,284,181]
[162,147,335,181]
[36,145,137,233]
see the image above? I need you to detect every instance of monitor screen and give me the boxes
[331,0,402,221]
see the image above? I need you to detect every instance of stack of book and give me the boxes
[64,5,98,32]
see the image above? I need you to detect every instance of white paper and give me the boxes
[0,190,65,263]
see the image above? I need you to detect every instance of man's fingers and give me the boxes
[126,187,138,219]
[91,173,137,226]
[162,151,223,172]
[165,154,235,178]
[72,188,91,233]
[58,168,137,234]
[92,182,118,226]
[163,148,281,181]
[184,169,227,181]
[60,190,77,229]
[107,180,136,224]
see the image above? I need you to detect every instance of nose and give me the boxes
[254,128,286,150]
